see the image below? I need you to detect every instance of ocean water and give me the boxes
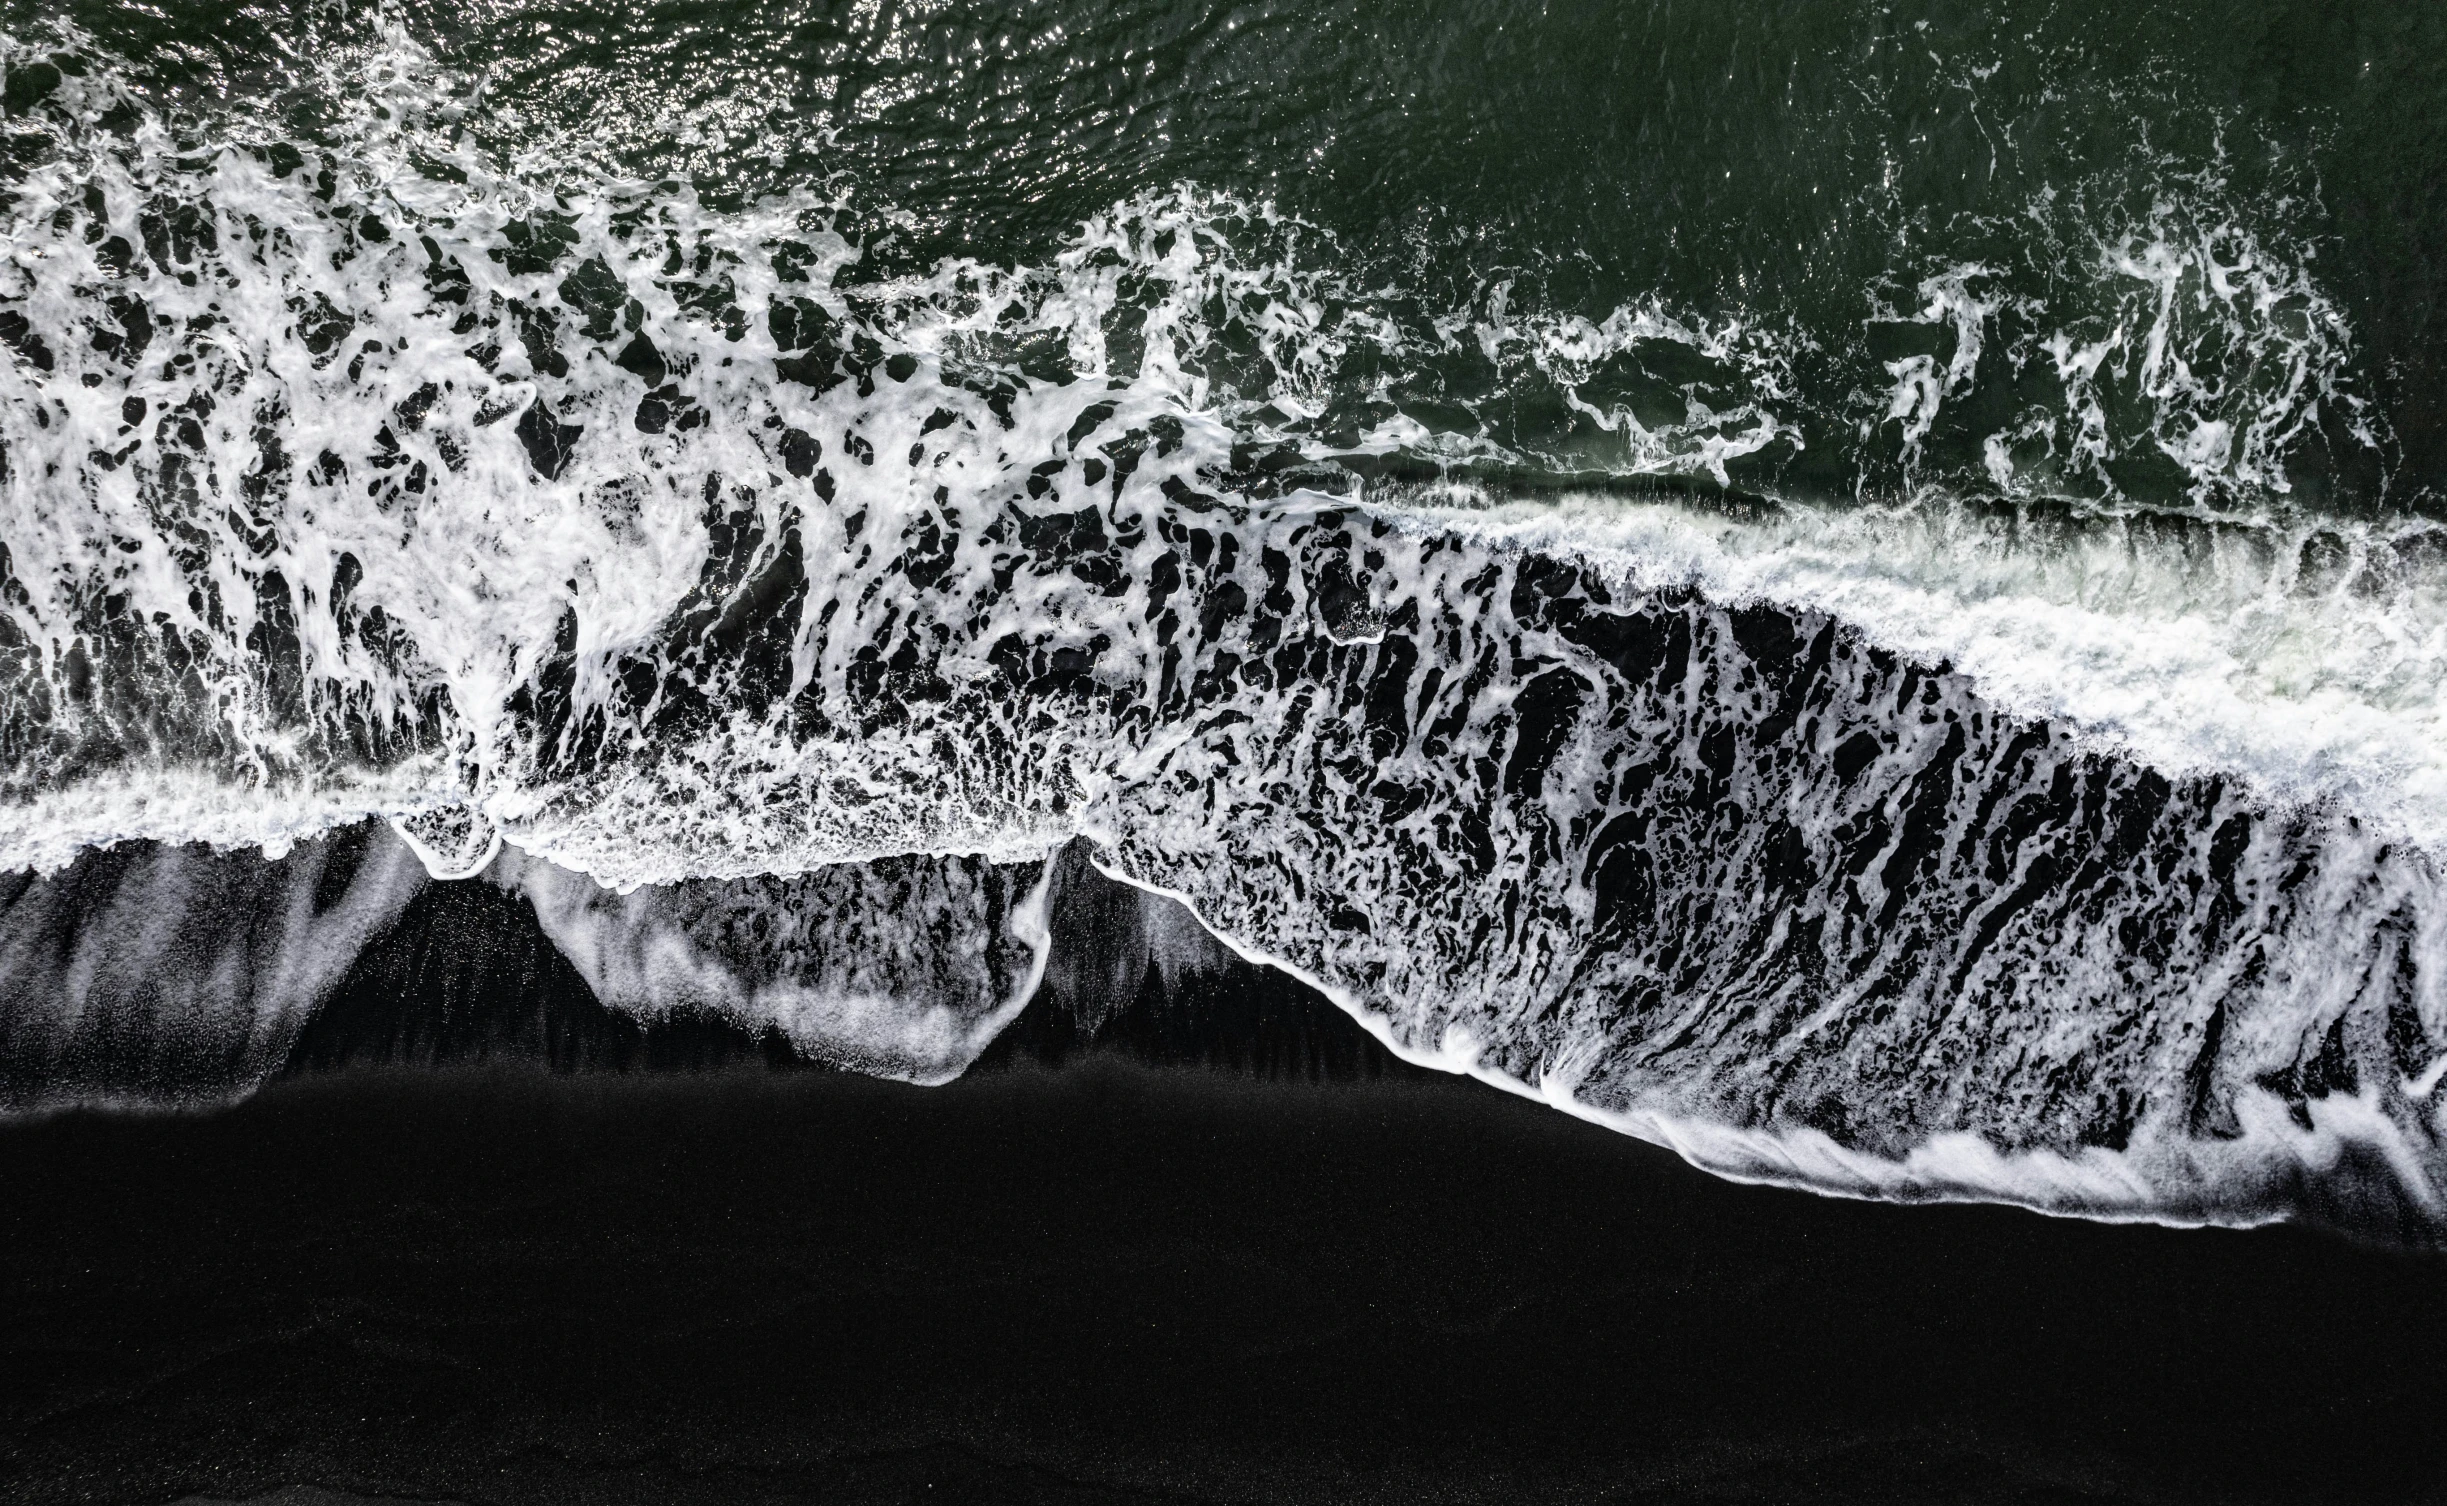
[5,0,2447,1237]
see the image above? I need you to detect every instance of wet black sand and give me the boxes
[4,1048,2445,1506]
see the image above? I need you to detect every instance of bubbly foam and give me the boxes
[510,846,1052,1082]
[3,16,2442,1235]
[0,824,427,1110]
[0,19,2403,886]
[1407,491,2447,849]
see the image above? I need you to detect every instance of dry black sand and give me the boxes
[4,1052,2445,1506]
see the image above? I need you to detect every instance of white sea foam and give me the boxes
[0,21,2397,883]
[1402,492,2447,850]
[3,17,2441,1233]
[509,845,1053,1082]
[1084,854,2446,1233]
[0,822,427,1109]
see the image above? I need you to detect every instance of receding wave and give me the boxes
[2,18,2443,1239]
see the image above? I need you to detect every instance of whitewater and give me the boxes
[3,19,2445,1240]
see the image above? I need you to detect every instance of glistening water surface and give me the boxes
[4,0,2447,1235]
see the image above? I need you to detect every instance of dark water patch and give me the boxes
[283,873,806,1078]
[0,821,1422,1105]
[0,826,425,1112]
[975,843,1428,1082]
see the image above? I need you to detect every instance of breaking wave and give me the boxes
[3,17,2444,1240]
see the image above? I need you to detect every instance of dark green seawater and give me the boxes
[15,0,2447,506]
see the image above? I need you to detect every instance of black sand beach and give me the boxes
[6,1041,2444,1506]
